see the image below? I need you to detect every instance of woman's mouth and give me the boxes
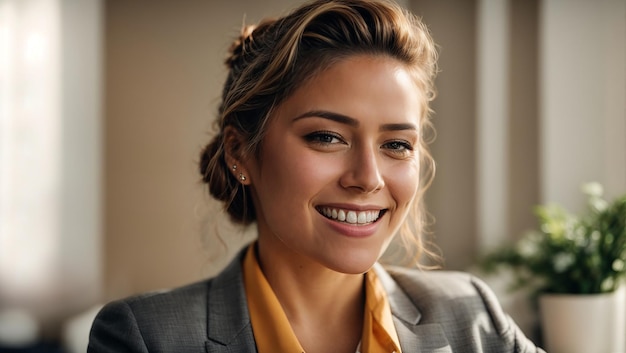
[317,207,386,225]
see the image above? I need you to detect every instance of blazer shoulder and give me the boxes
[386,268,510,333]
[384,267,545,353]
[113,278,212,329]
[385,268,499,307]
[89,249,253,353]
[123,279,210,313]
[89,279,212,353]
[386,267,481,295]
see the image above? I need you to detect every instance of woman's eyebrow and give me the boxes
[379,123,417,132]
[293,110,417,131]
[293,110,359,127]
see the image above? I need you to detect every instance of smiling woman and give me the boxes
[88,1,544,352]
[241,56,422,276]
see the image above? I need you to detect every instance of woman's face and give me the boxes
[244,55,423,274]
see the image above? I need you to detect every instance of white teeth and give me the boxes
[319,207,381,225]
[347,211,357,224]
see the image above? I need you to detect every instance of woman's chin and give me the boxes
[322,254,380,275]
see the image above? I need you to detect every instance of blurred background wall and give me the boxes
[0,0,103,347]
[0,0,624,349]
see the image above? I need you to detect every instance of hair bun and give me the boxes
[225,24,257,69]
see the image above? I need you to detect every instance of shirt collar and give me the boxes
[361,268,403,353]
[243,244,305,353]
[243,243,402,353]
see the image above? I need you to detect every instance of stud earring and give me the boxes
[239,173,246,182]
[232,165,237,171]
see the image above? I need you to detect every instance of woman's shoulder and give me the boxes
[98,249,248,322]
[383,267,508,326]
[88,280,213,353]
[385,267,496,301]
[380,266,545,352]
[109,279,211,317]
[88,252,250,353]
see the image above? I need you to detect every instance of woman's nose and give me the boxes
[339,146,385,193]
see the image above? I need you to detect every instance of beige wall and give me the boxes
[411,0,480,270]
[540,0,626,208]
[507,0,540,244]
[104,0,305,300]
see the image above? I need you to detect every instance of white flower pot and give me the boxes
[539,286,625,353]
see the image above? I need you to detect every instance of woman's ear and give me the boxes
[223,126,251,185]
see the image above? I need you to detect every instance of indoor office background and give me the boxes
[0,0,624,351]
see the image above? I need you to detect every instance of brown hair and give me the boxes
[199,0,438,265]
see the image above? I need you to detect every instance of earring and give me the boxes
[232,165,237,171]
[239,173,246,182]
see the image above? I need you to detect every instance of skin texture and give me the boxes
[226,54,423,353]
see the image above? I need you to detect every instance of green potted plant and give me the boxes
[482,183,626,353]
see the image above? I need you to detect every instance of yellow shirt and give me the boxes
[243,244,402,353]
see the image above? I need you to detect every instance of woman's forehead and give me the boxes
[271,55,423,125]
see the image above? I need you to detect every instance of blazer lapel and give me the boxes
[374,264,452,353]
[203,255,452,352]
[205,249,258,353]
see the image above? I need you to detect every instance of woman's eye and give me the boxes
[304,131,343,145]
[383,140,413,154]
[384,141,411,150]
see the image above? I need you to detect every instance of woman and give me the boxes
[88,0,544,352]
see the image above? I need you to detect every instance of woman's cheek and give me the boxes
[389,161,420,192]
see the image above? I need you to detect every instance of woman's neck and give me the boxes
[255,238,365,353]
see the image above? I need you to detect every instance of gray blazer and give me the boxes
[88,250,545,353]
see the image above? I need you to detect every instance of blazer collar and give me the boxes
[373,263,421,324]
[203,252,451,353]
[205,247,257,353]
[374,263,452,353]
